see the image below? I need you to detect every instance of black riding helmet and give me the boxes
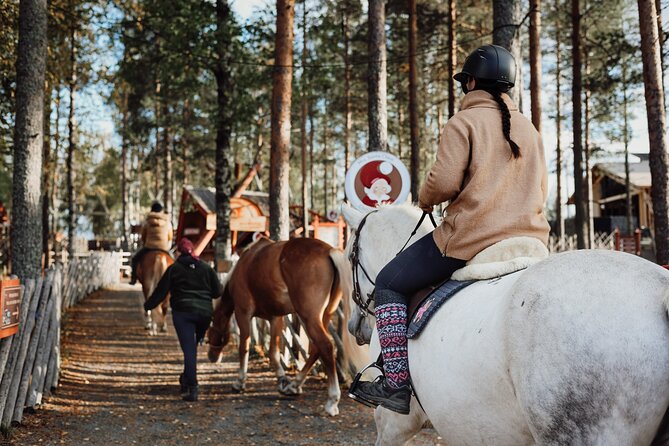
[150,201,163,213]
[453,44,516,92]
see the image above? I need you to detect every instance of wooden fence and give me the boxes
[547,232,616,253]
[0,252,122,429]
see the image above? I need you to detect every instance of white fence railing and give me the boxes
[548,232,616,253]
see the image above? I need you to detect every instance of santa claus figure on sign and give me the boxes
[360,160,394,207]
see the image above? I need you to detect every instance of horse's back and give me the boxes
[410,250,669,445]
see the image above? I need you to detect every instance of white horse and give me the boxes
[342,203,669,446]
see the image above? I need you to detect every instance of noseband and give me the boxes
[348,210,438,316]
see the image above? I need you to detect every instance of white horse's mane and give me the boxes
[346,203,434,280]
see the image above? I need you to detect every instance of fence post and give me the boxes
[0,278,42,425]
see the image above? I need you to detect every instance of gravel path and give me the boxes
[6,284,443,445]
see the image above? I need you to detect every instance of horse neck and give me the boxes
[212,287,234,345]
[363,206,432,274]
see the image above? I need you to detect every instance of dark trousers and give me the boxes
[130,247,149,279]
[375,232,467,306]
[172,311,211,387]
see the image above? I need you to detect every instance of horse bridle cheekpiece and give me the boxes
[348,210,438,316]
[349,211,378,316]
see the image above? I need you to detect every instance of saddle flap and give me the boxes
[407,279,475,339]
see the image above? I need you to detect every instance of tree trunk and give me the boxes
[367,0,388,152]
[300,1,309,236]
[447,0,457,118]
[655,0,665,94]
[342,0,353,170]
[162,104,172,223]
[66,25,77,258]
[51,91,61,258]
[584,47,594,246]
[12,0,47,278]
[571,0,587,249]
[493,0,522,107]
[638,0,669,264]
[42,79,52,266]
[182,99,191,185]
[309,103,315,211]
[529,0,542,132]
[121,89,129,251]
[408,0,420,200]
[622,62,632,234]
[269,0,294,241]
[323,99,330,214]
[214,0,233,263]
[555,1,564,237]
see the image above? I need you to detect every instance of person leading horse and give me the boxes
[349,44,550,415]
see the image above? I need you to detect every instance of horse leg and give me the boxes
[158,299,169,333]
[297,320,340,416]
[141,280,158,335]
[233,310,252,392]
[374,401,430,446]
[268,317,290,393]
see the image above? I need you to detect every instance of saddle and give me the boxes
[406,236,548,339]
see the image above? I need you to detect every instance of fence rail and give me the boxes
[547,232,616,253]
[0,252,122,428]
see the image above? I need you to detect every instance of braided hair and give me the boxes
[486,88,521,159]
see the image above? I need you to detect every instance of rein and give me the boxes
[349,210,438,316]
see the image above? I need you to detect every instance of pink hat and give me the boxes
[178,238,199,260]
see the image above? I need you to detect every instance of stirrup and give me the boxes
[348,358,385,408]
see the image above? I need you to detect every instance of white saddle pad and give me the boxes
[451,236,548,281]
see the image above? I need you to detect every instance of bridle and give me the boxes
[348,210,438,316]
[348,211,379,316]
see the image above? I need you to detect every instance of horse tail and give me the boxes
[328,249,368,382]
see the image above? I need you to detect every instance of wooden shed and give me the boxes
[176,186,268,262]
[589,156,653,234]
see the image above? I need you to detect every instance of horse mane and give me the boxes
[357,204,433,276]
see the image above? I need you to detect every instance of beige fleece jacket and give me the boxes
[418,90,550,261]
[141,212,173,251]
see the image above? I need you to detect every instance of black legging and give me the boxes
[375,232,466,306]
[172,311,211,387]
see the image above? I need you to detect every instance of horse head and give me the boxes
[207,285,233,363]
[341,202,433,344]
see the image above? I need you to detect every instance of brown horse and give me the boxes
[207,237,366,416]
[137,250,174,335]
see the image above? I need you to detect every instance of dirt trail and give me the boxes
[7,284,443,445]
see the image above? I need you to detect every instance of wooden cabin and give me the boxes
[589,156,652,235]
[176,186,268,263]
[176,186,348,269]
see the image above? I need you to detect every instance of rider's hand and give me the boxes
[419,202,433,214]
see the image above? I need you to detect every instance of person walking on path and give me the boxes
[130,201,173,285]
[144,238,224,401]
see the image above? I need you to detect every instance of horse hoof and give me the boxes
[279,381,301,396]
[232,381,246,392]
[160,325,168,333]
[324,402,339,417]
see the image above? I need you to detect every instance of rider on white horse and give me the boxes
[349,44,551,415]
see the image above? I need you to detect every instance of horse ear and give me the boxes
[340,202,363,230]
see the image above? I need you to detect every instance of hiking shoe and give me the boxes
[349,376,411,415]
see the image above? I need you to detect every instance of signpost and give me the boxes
[344,151,411,212]
[0,279,20,338]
